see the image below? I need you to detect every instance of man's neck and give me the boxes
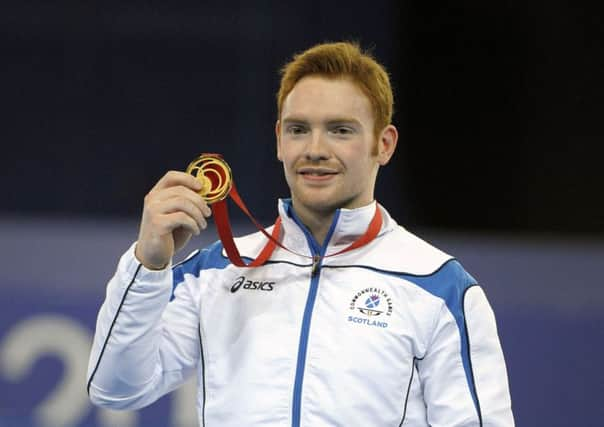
[290,203,336,248]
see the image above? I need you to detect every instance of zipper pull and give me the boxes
[311,255,321,276]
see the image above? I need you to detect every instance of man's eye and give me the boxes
[287,126,307,135]
[331,126,354,135]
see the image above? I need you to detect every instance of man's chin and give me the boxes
[293,193,350,214]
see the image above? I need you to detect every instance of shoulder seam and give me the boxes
[321,257,457,278]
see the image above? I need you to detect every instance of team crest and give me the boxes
[349,287,393,317]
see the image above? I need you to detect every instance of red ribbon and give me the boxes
[193,154,382,267]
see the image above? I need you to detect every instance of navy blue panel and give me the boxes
[392,260,480,418]
[170,241,229,301]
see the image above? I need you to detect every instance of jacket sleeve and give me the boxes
[417,285,514,427]
[86,243,201,410]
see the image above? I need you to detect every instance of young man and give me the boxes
[87,42,514,426]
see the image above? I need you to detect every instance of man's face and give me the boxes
[276,76,395,215]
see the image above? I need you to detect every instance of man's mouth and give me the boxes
[297,168,338,177]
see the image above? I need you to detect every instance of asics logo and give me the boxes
[230,276,275,293]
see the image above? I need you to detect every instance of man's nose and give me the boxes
[305,130,329,161]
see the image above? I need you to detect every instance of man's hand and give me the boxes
[134,171,212,270]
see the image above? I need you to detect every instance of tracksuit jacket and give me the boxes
[87,199,514,426]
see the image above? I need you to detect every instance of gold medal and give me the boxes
[186,154,233,203]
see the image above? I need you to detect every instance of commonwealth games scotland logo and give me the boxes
[347,287,393,329]
[349,287,393,317]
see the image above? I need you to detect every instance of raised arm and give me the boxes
[86,171,211,409]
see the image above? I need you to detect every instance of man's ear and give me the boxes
[377,124,398,166]
[275,120,282,161]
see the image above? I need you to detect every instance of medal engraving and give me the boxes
[186,154,233,203]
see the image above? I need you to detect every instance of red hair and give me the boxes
[277,41,394,138]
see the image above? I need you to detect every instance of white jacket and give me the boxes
[87,200,514,426]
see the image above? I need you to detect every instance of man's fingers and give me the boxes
[149,185,211,216]
[152,170,203,193]
[149,197,208,232]
[159,211,202,236]
[136,170,211,268]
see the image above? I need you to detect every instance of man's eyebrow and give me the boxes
[281,116,362,125]
[281,117,308,124]
[325,117,362,126]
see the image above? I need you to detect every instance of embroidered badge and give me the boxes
[348,287,393,328]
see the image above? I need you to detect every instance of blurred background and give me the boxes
[1,1,603,426]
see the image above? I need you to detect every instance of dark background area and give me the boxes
[2,1,603,234]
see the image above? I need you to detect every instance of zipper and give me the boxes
[290,207,340,427]
[291,257,322,427]
[311,254,321,277]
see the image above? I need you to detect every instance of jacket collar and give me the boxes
[230,198,452,274]
[277,198,393,258]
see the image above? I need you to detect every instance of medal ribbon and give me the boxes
[187,153,382,267]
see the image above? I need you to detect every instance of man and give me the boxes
[87,42,514,426]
